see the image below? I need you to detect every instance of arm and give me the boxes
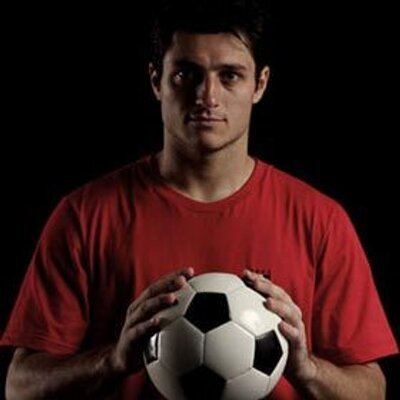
[5,268,195,400]
[5,345,125,400]
[242,269,388,400]
[294,356,386,400]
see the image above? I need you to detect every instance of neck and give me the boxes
[155,134,255,203]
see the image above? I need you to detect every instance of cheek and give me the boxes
[160,89,185,124]
[161,103,180,131]
[226,90,254,123]
[237,84,257,106]
[166,84,190,109]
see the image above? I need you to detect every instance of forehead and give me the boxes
[163,31,255,70]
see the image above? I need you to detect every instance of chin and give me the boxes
[191,132,243,154]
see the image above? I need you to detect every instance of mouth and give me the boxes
[188,119,224,128]
[188,116,225,123]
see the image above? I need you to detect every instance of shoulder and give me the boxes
[265,160,339,206]
[54,155,153,228]
[64,156,151,210]
[258,159,347,228]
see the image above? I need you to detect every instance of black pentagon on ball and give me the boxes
[254,330,283,375]
[185,292,230,333]
[180,365,225,400]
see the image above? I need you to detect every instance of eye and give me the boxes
[221,71,241,83]
[175,70,187,79]
[172,69,194,83]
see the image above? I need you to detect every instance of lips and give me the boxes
[191,118,223,122]
[189,116,225,122]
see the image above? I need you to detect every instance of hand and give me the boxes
[241,269,317,385]
[111,267,195,375]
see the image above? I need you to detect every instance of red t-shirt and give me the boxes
[1,154,398,399]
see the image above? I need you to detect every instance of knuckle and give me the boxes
[147,285,156,297]
[177,275,186,285]
[253,279,261,290]
[134,324,145,337]
[167,279,177,291]
[278,287,288,299]
[159,294,169,305]
[140,288,149,302]
[283,303,291,315]
[173,276,183,288]
[126,327,138,342]
[127,303,137,316]
[169,280,177,291]
[299,320,305,331]
[289,306,297,318]
[138,320,150,333]
[141,300,151,314]
[166,292,175,302]
[269,286,279,298]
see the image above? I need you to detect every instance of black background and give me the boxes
[1,2,399,398]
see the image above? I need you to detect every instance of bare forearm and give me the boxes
[292,355,385,400]
[6,344,127,400]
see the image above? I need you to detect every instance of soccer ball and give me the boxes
[143,272,289,400]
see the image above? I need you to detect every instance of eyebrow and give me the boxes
[173,59,248,72]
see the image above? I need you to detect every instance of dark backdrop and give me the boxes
[2,2,399,399]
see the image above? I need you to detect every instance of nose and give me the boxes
[195,74,220,108]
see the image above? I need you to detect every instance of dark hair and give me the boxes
[149,0,272,83]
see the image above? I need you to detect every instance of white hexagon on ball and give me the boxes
[204,321,254,380]
[160,317,204,375]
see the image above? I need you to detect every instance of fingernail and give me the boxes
[264,298,272,307]
[184,267,194,276]
[243,269,254,278]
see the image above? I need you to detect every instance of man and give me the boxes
[1,1,398,399]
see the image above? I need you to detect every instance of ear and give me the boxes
[252,65,270,104]
[149,62,162,101]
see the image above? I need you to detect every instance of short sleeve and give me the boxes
[312,203,399,365]
[0,197,89,356]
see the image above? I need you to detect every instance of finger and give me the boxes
[129,267,194,312]
[145,267,194,299]
[242,269,292,302]
[128,292,179,327]
[129,316,161,342]
[264,298,303,327]
[278,321,303,349]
